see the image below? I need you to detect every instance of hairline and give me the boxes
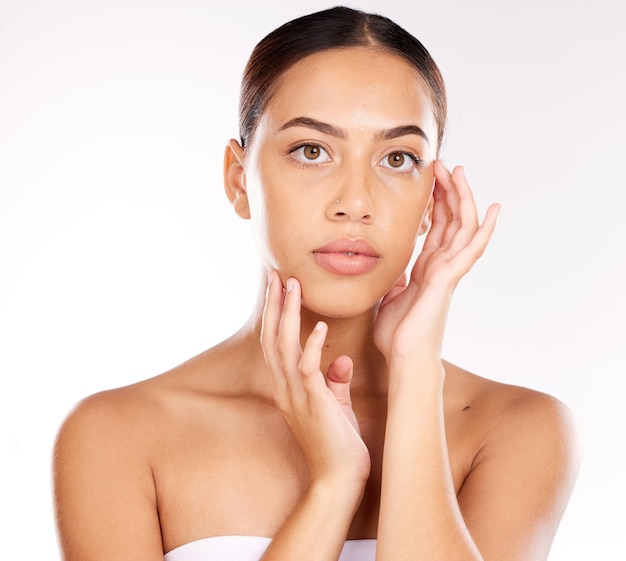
[241,43,441,153]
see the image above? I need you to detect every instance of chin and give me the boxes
[300,280,385,320]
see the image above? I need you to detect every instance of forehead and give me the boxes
[261,47,437,137]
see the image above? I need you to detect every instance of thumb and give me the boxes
[380,271,408,308]
[326,355,354,407]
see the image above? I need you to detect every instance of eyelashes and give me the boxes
[379,151,424,172]
[288,143,424,174]
[289,143,332,165]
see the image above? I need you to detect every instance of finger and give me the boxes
[451,166,478,220]
[428,163,452,241]
[435,163,491,262]
[451,165,479,231]
[422,161,457,254]
[276,277,305,382]
[326,356,361,435]
[419,184,446,258]
[298,321,330,395]
[470,202,501,256]
[445,166,482,254]
[413,178,449,282]
[434,161,464,248]
[380,271,408,307]
[326,355,354,408]
[261,270,289,395]
[450,203,501,276]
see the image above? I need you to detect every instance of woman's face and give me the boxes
[229,47,439,318]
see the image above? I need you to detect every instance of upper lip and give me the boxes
[312,238,380,257]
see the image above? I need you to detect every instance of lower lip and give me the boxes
[312,252,380,275]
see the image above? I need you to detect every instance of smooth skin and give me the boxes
[54,47,580,561]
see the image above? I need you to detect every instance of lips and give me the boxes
[312,238,380,275]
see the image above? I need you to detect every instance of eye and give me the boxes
[290,143,331,164]
[379,151,422,172]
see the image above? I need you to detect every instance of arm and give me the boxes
[457,390,580,560]
[258,272,371,561]
[53,392,164,561]
[374,162,579,560]
[378,359,579,561]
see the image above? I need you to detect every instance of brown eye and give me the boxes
[303,145,321,160]
[291,144,331,164]
[379,151,420,172]
[387,153,406,168]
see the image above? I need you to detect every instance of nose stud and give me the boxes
[335,199,340,204]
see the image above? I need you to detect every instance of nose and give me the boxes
[327,163,375,224]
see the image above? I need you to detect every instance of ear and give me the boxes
[419,190,435,235]
[223,139,251,219]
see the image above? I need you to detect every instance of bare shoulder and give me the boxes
[55,376,165,460]
[52,355,201,510]
[55,340,246,455]
[52,377,167,559]
[53,341,257,560]
[443,361,581,559]
[445,360,580,451]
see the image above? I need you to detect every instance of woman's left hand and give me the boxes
[373,160,500,364]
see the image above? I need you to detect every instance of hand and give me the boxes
[261,271,371,486]
[374,161,500,362]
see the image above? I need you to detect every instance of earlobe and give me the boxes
[224,139,251,219]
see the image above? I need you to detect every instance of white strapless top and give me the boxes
[164,536,376,560]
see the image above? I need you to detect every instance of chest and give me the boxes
[153,396,480,552]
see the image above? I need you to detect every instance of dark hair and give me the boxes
[239,6,447,150]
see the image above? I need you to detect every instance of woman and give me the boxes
[53,6,580,561]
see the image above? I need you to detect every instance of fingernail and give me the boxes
[286,278,294,293]
[267,270,273,286]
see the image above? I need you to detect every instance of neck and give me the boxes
[241,274,389,397]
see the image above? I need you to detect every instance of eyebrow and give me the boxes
[375,125,430,145]
[278,117,346,139]
[277,117,430,145]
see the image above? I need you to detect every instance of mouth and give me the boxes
[312,238,380,275]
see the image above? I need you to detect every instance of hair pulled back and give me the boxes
[239,6,447,150]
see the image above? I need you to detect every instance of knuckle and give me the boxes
[276,340,291,357]
[273,392,291,412]
[297,356,315,377]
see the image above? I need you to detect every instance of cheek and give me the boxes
[387,186,431,239]
[247,179,313,271]
[381,187,432,274]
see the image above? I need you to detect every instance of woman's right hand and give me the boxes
[261,270,371,488]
